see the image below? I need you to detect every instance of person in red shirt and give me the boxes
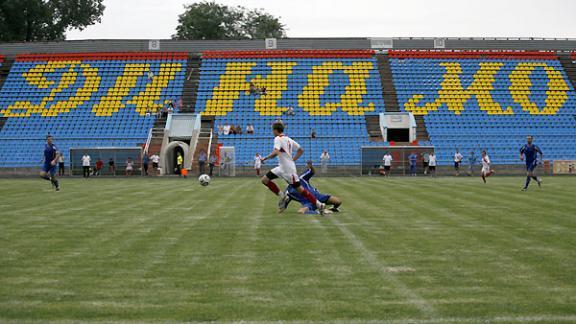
[93,158,104,176]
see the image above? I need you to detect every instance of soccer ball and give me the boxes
[198,174,211,186]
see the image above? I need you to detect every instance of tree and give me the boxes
[0,0,105,42]
[173,1,286,40]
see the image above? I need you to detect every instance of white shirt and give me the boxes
[58,156,64,163]
[274,135,300,170]
[454,152,463,163]
[254,156,263,169]
[383,154,393,166]
[321,152,330,161]
[81,155,91,167]
[428,155,437,166]
[151,155,160,164]
[482,155,491,168]
[223,125,230,135]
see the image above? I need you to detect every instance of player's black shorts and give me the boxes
[384,166,391,171]
[424,162,429,168]
[454,162,460,169]
[429,166,436,171]
[152,162,159,168]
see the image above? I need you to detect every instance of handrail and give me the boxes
[207,128,214,159]
[143,127,153,155]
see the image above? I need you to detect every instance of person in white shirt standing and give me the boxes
[382,152,393,177]
[453,149,464,176]
[151,154,160,176]
[261,123,326,214]
[254,153,263,176]
[428,152,437,177]
[81,153,91,178]
[481,150,495,183]
[320,150,330,174]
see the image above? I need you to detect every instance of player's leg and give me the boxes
[261,169,281,195]
[50,166,60,191]
[293,182,326,215]
[530,163,542,187]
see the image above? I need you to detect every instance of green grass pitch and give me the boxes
[1,176,575,323]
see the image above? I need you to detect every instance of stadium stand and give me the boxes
[389,50,576,165]
[196,50,386,165]
[0,52,187,167]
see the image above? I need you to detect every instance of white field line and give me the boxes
[328,216,437,318]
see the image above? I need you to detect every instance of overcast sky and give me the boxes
[66,0,576,40]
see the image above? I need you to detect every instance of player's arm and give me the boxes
[537,146,544,163]
[51,151,62,165]
[262,149,280,162]
[301,162,315,181]
[519,146,525,161]
[292,140,303,162]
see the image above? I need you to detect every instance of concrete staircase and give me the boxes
[376,54,400,112]
[558,54,576,88]
[0,58,14,90]
[190,116,218,175]
[365,114,383,142]
[181,54,201,113]
[414,115,430,142]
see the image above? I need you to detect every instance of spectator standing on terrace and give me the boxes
[145,108,152,117]
[468,150,477,176]
[126,158,134,176]
[254,153,263,176]
[246,124,254,134]
[147,69,154,80]
[81,153,91,178]
[93,158,104,176]
[151,154,160,176]
[284,107,295,116]
[320,150,330,174]
[428,152,437,177]
[108,158,116,175]
[421,152,430,175]
[229,125,237,135]
[198,150,207,175]
[223,123,231,135]
[58,154,65,176]
[249,82,258,95]
[260,86,267,96]
[382,152,393,177]
[209,154,217,177]
[142,153,150,176]
[218,124,223,135]
[236,125,243,135]
[409,152,418,176]
[453,149,464,176]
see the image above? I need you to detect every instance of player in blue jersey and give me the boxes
[40,135,61,191]
[520,136,543,191]
[279,161,342,215]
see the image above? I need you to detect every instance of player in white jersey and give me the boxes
[481,150,495,183]
[261,123,326,214]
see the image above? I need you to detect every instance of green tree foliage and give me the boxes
[0,0,105,42]
[173,1,286,40]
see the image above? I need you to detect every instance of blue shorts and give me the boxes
[526,161,538,172]
[41,163,57,176]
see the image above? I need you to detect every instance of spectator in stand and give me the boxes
[260,86,267,95]
[408,152,418,176]
[58,154,65,176]
[142,153,150,176]
[320,150,330,174]
[284,107,295,116]
[81,153,91,178]
[218,124,223,135]
[145,108,152,117]
[198,150,207,175]
[147,69,154,80]
[93,158,104,176]
[108,158,116,175]
[254,153,263,176]
[126,158,134,176]
[151,154,160,176]
[246,124,254,134]
[382,152,393,177]
[453,149,464,176]
[468,150,477,176]
[209,154,217,177]
[229,125,236,135]
[311,129,317,139]
[249,82,258,95]
[236,125,243,135]
[428,152,437,177]
[223,123,231,135]
[161,107,168,119]
[176,153,183,176]
[421,152,430,175]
